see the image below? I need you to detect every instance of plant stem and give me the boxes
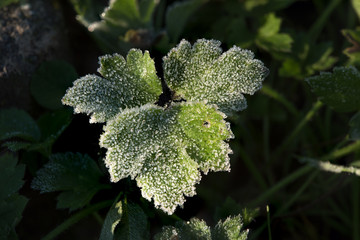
[238,146,268,190]
[266,205,272,240]
[249,165,313,208]
[308,0,342,42]
[42,200,113,240]
[322,140,360,161]
[261,85,299,116]
[353,177,360,240]
[274,171,319,217]
[273,100,323,161]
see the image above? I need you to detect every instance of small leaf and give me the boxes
[62,50,162,123]
[163,39,268,115]
[306,66,360,112]
[166,0,208,42]
[31,152,106,211]
[0,108,40,142]
[212,215,248,240]
[69,0,103,25]
[115,201,149,240]
[36,109,72,144]
[100,102,233,214]
[100,199,123,240]
[100,200,149,240]
[72,0,159,53]
[342,28,360,66]
[0,154,27,240]
[31,60,78,110]
[279,33,336,79]
[256,13,293,53]
[350,111,360,140]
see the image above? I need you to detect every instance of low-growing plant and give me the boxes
[3,1,360,239]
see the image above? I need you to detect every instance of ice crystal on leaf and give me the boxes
[62,49,162,123]
[163,39,268,114]
[100,102,233,214]
[62,38,267,214]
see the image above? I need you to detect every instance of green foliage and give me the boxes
[100,102,232,214]
[352,0,360,20]
[0,154,27,240]
[32,152,107,211]
[255,13,292,54]
[154,215,248,240]
[166,0,208,42]
[31,60,78,110]
[63,39,266,214]
[62,50,162,123]
[100,199,123,240]
[306,66,360,112]
[0,108,72,155]
[342,28,360,67]
[0,108,40,142]
[70,0,160,53]
[100,199,149,240]
[163,39,268,115]
[279,33,337,79]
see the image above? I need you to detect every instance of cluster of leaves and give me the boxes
[69,0,208,54]
[62,39,268,214]
[4,0,360,239]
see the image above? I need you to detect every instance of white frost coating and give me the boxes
[100,101,233,214]
[62,50,162,123]
[163,39,268,115]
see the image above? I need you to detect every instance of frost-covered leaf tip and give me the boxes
[62,49,162,123]
[155,214,248,240]
[100,102,233,214]
[163,39,268,114]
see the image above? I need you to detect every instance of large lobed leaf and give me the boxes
[100,102,233,214]
[163,39,268,115]
[62,49,162,123]
[306,66,360,112]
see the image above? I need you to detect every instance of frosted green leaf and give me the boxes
[155,218,211,240]
[0,154,27,240]
[163,39,268,114]
[155,215,248,240]
[100,101,233,214]
[31,152,107,211]
[62,49,162,123]
[212,215,248,240]
[306,66,360,112]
